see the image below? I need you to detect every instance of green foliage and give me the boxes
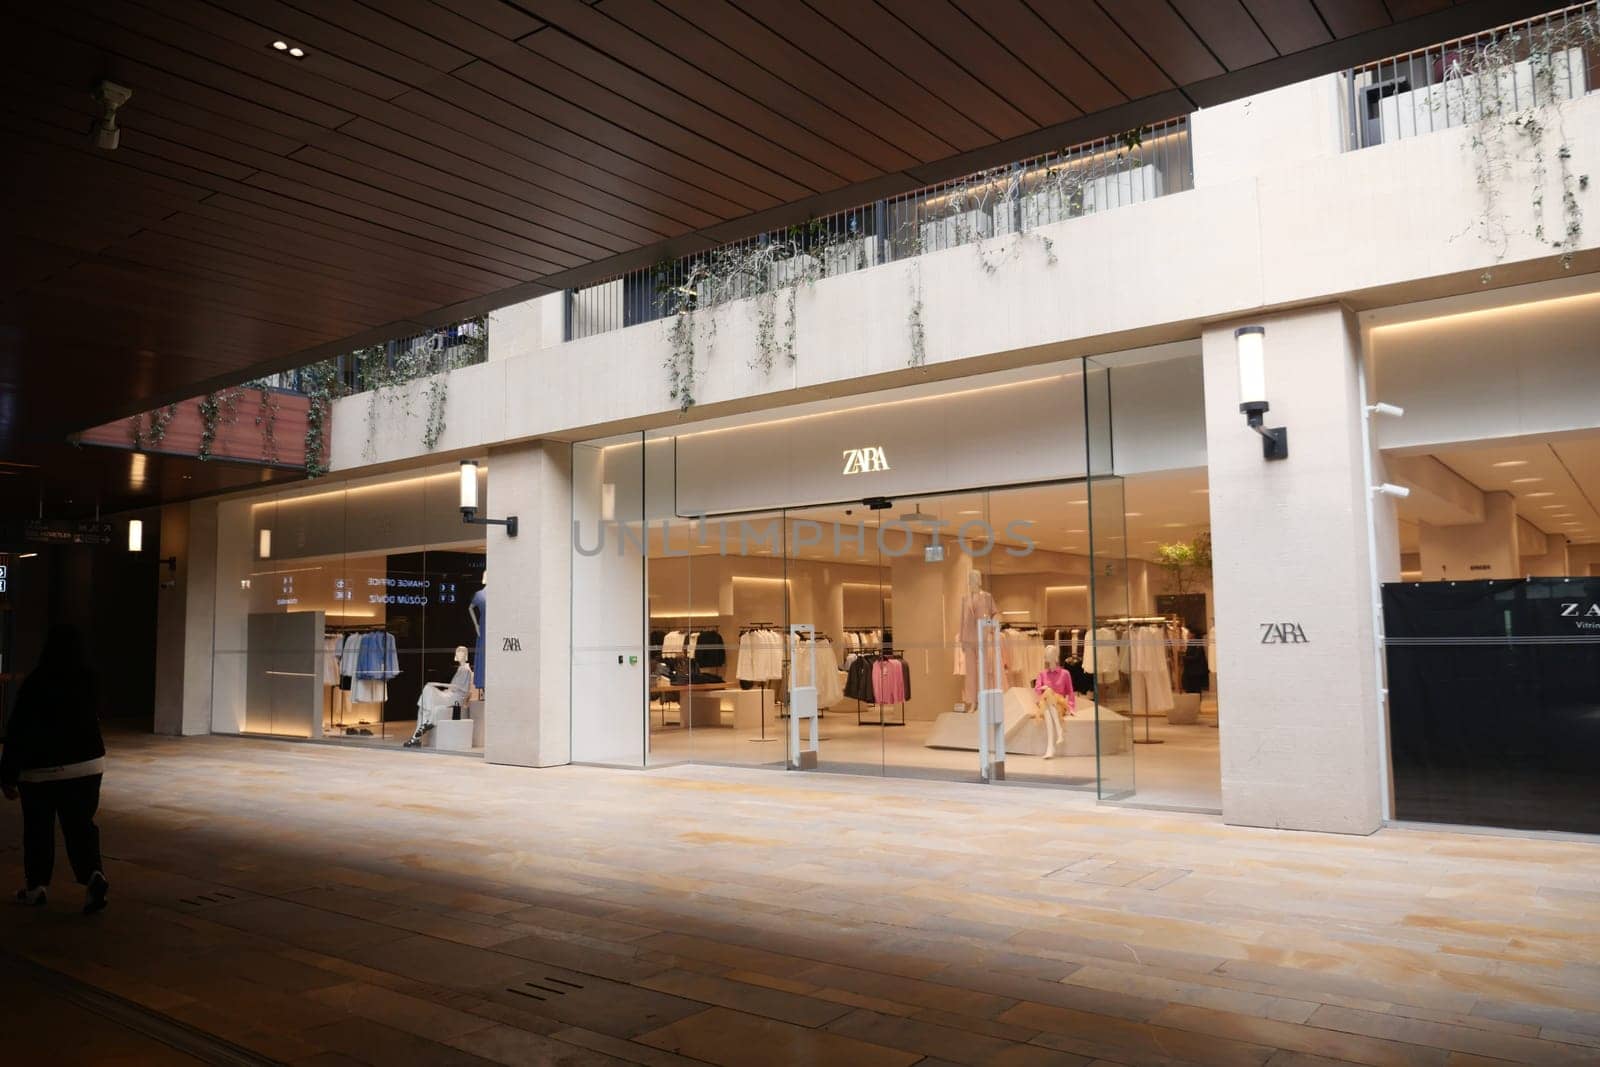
[128,404,178,451]
[1155,533,1213,596]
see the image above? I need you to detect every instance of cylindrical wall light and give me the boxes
[258,528,272,559]
[1234,325,1288,460]
[459,458,516,537]
[127,518,143,552]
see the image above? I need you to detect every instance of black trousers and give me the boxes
[18,774,103,889]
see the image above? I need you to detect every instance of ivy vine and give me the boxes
[358,314,488,460]
[1439,13,1597,279]
[298,360,343,479]
[128,403,178,450]
[196,386,246,461]
[255,384,280,464]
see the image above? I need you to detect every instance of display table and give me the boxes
[652,682,733,727]
[709,687,768,731]
[924,688,1129,757]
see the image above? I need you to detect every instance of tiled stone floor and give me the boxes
[2,731,1598,1066]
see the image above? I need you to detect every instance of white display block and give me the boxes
[428,719,475,752]
[712,688,766,731]
[469,699,486,747]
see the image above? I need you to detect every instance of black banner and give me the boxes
[1383,578,1600,835]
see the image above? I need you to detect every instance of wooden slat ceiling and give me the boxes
[0,0,1559,515]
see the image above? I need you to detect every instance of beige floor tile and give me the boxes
[635,1005,922,1066]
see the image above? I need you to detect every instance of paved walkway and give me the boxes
[2,732,1597,1066]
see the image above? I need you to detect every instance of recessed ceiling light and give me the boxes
[1125,512,1143,517]
[1541,503,1565,509]
[1162,522,1186,528]
[1510,477,1543,484]
[272,40,288,50]
[1492,460,1530,467]
[289,47,305,57]
[1066,528,1085,534]
[1192,488,1210,494]
[958,509,982,516]
[1554,513,1577,519]
[1526,492,1555,498]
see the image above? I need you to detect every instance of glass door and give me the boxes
[785,502,887,776]
[1084,356,1136,799]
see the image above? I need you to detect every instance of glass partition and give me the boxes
[1085,357,1137,799]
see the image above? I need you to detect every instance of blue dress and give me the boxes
[471,587,487,689]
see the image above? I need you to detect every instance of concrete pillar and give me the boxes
[1202,305,1392,834]
[1417,492,1519,579]
[484,440,572,767]
[153,499,217,736]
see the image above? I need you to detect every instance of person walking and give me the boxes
[1,624,110,913]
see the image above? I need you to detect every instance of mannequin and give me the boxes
[957,569,998,706]
[469,571,487,693]
[407,646,474,747]
[1033,644,1075,759]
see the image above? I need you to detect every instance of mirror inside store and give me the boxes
[210,463,490,752]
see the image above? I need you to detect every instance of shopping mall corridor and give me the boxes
[1,732,1597,1066]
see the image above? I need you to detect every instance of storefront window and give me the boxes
[572,353,1219,804]
[211,463,489,752]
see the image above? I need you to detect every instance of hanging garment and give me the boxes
[1206,631,1217,674]
[1128,626,1174,714]
[322,634,342,686]
[470,587,488,689]
[844,655,878,703]
[694,630,726,670]
[338,632,361,691]
[1091,627,1121,682]
[1182,642,1209,693]
[872,657,909,705]
[957,591,997,643]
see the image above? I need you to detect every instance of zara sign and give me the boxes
[841,446,891,475]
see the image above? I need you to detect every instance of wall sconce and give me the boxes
[460,460,517,537]
[1235,326,1288,461]
[127,518,143,552]
[258,528,272,559]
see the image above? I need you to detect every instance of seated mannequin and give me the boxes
[407,646,473,748]
[1032,645,1075,759]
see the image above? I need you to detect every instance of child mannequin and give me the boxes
[1033,644,1075,758]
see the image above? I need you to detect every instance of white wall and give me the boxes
[1417,491,1520,579]
[1372,290,1600,450]
[328,91,1600,474]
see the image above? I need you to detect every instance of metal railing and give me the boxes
[1346,1,1599,149]
[565,117,1192,341]
[268,318,488,397]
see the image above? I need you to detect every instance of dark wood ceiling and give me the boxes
[0,0,1557,515]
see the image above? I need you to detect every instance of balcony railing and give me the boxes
[266,318,488,398]
[564,117,1193,342]
[1346,1,1599,149]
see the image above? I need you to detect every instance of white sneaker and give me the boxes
[14,886,46,906]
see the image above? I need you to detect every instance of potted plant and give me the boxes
[1154,533,1212,724]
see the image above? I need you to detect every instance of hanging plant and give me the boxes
[1438,14,1598,279]
[907,263,927,368]
[254,384,280,464]
[196,386,246,461]
[359,314,488,459]
[299,360,344,478]
[128,403,179,450]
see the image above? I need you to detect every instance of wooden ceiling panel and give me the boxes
[1102,1,1228,85]
[804,0,1037,141]
[1243,0,1334,54]
[658,0,957,162]
[878,0,1084,126]
[598,0,920,175]
[1031,1,1177,101]
[0,0,1553,515]
[1171,0,1280,70]
[514,0,878,185]
[733,2,990,153]
[1314,0,1396,39]
[949,0,1126,115]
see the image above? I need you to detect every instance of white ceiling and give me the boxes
[1416,434,1600,546]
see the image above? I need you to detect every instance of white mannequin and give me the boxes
[1034,644,1070,759]
[407,645,473,747]
[958,569,998,706]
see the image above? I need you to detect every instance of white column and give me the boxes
[484,440,572,768]
[1202,305,1392,834]
[154,499,217,736]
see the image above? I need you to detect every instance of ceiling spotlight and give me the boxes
[1492,460,1530,468]
[289,46,305,57]
[272,40,288,50]
[1510,477,1543,484]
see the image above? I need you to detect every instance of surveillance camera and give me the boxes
[1373,483,1411,499]
[1367,402,1405,418]
[91,80,133,151]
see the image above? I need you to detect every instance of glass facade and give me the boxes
[568,356,1225,800]
[211,462,489,751]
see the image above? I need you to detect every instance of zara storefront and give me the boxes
[567,344,1225,808]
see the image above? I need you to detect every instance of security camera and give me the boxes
[1366,402,1405,417]
[1373,483,1411,499]
[91,80,133,150]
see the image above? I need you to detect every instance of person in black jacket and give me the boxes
[1,624,109,913]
